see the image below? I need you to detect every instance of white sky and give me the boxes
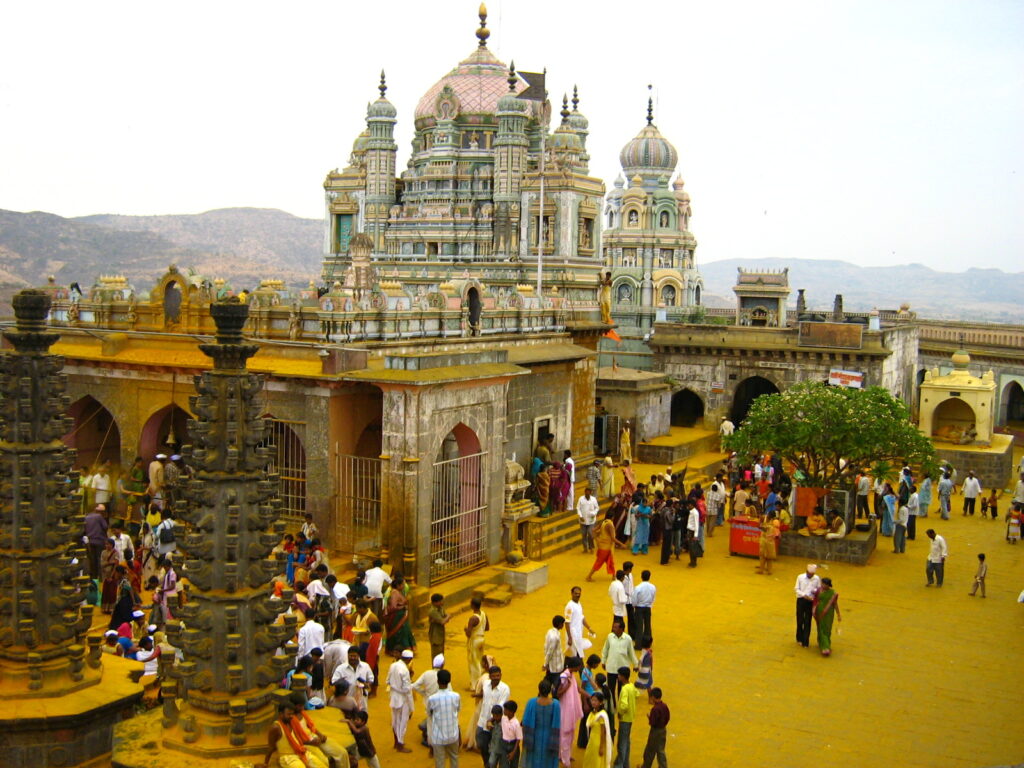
[1,0,1022,272]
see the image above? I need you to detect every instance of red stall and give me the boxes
[729,515,761,557]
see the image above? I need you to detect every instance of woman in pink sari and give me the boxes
[557,656,584,767]
[620,459,637,498]
[550,461,570,512]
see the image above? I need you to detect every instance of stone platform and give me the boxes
[933,433,1015,489]
[496,560,548,594]
[636,425,721,466]
[777,524,877,565]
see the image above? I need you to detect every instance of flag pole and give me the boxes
[536,82,546,298]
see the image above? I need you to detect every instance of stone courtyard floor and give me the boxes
[111,486,1024,767]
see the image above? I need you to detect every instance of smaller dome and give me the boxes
[367,97,397,119]
[620,124,679,177]
[654,175,674,201]
[351,129,370,152]
[498,91,527,113]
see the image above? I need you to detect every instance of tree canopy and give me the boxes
[723,381,936,488]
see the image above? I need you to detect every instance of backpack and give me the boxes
[158,521,176,545]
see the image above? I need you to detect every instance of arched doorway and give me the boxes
[139,404,191,459]
[467,288,482,335]
[164,281,183,324]
[261,418,307,519]
[65,396,122,471]
[1001,381,1024,427]
[670,389,704,428]
[430,423,487,584]
[931,397,976,440]
[731,376,779,424]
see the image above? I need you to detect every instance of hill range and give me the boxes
[0,207,1020,323]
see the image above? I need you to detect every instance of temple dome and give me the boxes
[619,124,678,177]
[415,47,529,125]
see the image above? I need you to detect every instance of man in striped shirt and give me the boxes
[427,669,461,766]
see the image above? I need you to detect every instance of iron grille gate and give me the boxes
[260,418,307,525]
[335,453,383,557]
[430,450,488,583]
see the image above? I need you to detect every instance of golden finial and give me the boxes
[508,60,517,92]
[379,70,387,99]
[476,3,490,47]
[646,83,654,125]
[572,85,579,112]
[560,94,570,122]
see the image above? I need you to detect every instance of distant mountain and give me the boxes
[0,208,1020,323]
[699,257,1024,323]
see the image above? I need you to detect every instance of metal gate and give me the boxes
[430,450,488,583]
[335,453,382,556]
[261,418,307,524]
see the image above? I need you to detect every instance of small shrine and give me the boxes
[919,346,996,446]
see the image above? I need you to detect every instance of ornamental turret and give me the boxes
[365,71,398,251]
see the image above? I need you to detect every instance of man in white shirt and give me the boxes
[412,654,445,747]
[474,665,510,755]
[576,488,600,553]
[296,616,325,662]
[331,646,374,710]
[92,461,112,507]
[622,561,636,640]
[706,475,726,535]
[632,570,656,644]
[608,570,628,629]
[109,521,134,564]
[856,471,871,518]
[543,615,566,687]
[148,454,167,504]
[719,416,735,442]
[563,449,576,511]
[388,650,415,752]
[925,529,948,587]
[564,586,595,658]
[962,471,982,516]
[364,558,392,616]
[893,504,909,553]
[794,564,821,647]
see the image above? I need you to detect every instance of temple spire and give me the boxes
[378,70,387,99]
[572,85,579,112]
[646,83,654,125]
[508,60,517,92]
[476,3,490,47]
[560,94,570,122]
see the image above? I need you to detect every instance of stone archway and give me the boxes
[65,395,122,471]
[670,389,705,428]
[931,397,976,440]
[430,422,487,583]
[731,376,779,425]
[139,404,191,459]
[1000,380,1024,427]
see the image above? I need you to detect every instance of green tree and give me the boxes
[723,381,936,488]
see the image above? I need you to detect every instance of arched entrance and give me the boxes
[65,396,122,471]
[1001,380,1024,427]
[670,389,704,428]
[261,418,307,519]
[467,288,482,335]
[731,376,779,424]
[164,281,183,325]
[139,404,191,459]
[931,397,976,440]
[430,423,487,584]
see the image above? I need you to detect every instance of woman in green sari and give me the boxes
[814,577,842,656]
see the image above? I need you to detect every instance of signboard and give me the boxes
[828,369,864,389]
[798,321,863,350]
[711,380,724,394]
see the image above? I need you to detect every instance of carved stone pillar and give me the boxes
[160,298,294,758]
[0,289,141,768]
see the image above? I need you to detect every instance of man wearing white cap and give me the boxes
[412,654,445,747]
[388,649,415,753]
[794,564,821,648]
[147,453,167,504]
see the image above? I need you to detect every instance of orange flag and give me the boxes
[603,329,622,342]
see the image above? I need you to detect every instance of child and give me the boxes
[346,709,381,768]
[986,489,999,520]
[486,704,505,768]
[1007,506,1021,544]
[636,636,654,700]
[500,700,522,768]
[969,553,987,597]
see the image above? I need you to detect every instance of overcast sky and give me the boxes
[1,0,1021,272]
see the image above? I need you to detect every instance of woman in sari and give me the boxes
[382,574,415,654]
[522,678,561,768]
[582,691,612,768]
[463,654,497,751]
[620,460,637,498]
[813,576,841,656]
[557,657,584,767]
[756,511,781,575]
[881,484,896,536]
[609,490,633,541]
[535,464,552,517]
[630,498,652,555]
[100,538,120,613]
[917,474,933,517]
[599,456,615,499]
[649,491,665,546]
[549,461,569,513]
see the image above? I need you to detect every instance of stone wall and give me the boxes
[934,440,1014,491]
[505,364,575,464]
